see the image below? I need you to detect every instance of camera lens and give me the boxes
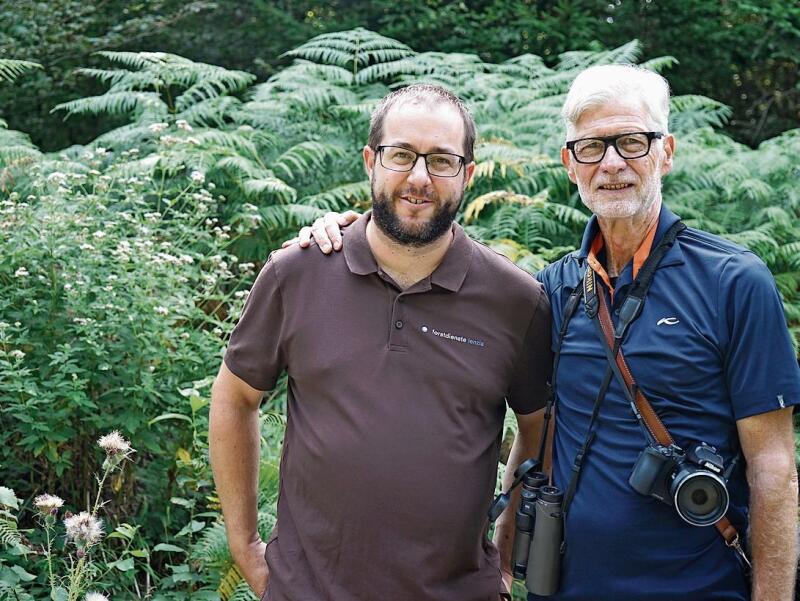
[672,470,729,527]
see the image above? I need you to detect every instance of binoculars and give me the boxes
[511,472,564,596]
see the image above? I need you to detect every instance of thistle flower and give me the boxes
[84,592,110,601]
[64,512,103,550]
[97,431,134,471]
[97,431,131,456]
[34,493,64,517]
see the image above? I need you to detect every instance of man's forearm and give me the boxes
[493,411,544,577]
[748,460,799,601]
[209,381,263,556]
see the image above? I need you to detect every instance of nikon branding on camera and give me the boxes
[628,441,729,527]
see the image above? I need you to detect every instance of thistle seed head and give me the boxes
[97,431,132,456]
[64,511,103,549]
[34,493,64,516]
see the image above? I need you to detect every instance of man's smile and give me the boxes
[598,183,634,190]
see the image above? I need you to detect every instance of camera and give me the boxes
[629,442,729,527]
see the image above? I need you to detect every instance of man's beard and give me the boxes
[371,184,462,247]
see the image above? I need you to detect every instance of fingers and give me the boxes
[337,210,360,226]
[297,226,313,248]
[281,237,299,249]
[323,212,344,251]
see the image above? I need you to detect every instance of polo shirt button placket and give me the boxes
[388,294,407,351]
[395,320,403,329]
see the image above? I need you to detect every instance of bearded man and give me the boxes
[292,66,800,601]
[209,84,553,601]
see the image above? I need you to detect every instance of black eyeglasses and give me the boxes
[565,131,664,164]
[376,145,465,177]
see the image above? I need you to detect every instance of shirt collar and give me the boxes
[578,203,685,288]
[343,211,473,292]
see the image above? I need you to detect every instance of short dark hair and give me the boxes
[367,84,476,164]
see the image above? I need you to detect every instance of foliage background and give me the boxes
[0,2,798,599]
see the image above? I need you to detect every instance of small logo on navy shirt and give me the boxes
[657,317,680,326]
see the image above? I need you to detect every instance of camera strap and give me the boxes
[584,221,746,556]
[487,284,583,523]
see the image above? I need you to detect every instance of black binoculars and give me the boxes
[511,472,564,596]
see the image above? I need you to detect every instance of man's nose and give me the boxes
[406,155,432,184]
[600,145,628,173]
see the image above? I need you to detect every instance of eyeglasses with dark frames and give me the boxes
[375,145,465,178]
[565,131,664,164]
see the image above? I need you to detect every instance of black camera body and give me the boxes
[629,441,729,527]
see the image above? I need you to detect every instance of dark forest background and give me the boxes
[2,0,798,152]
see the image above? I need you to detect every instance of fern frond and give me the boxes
[300,181,371,212]
[0,59,42,83]
[283,28,414,72]
[52,91,167,118]
[272,142,346,183]
[243,178,297,203]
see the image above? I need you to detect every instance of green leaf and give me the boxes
[170,497,195,508]
[153,543,186,553]
[52,587,68,601]
[148,413,192,426]
[0,487,19,509]
[189,394,208,414]
[130,549,149,558]
[10,565,36,582]
[109,557,135,571]
[176,519,205,537]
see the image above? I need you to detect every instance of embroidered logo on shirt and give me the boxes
[657,317,680,326]
[778,394,786,409]
[420,325,485,348]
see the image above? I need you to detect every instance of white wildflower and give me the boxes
[84,593,109,601]
[190,170,205,185]
[34,493,64,516]
[46,172,68,186]
[80,243,95,251]
[64,512,103,549]
[154,306,169,316]
[98,431,135,471]
[95,147,108,156]
[148,122,168,134]
[9,349,25,360]
[159,135,181,146]
[97,431,132,456]
[14,267,29,278]
[175,119,193,132]
[93,230,106,239]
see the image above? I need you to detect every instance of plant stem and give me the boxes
[66,555,86,601]
[45,520,56,593]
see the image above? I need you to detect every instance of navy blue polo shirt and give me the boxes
[534,204,800,601]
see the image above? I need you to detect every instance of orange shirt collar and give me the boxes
[587,219,659,293]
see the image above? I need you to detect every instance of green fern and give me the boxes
[283,27,414,76]
[0,59,42,83]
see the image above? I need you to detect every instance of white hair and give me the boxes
[561,64,671,139]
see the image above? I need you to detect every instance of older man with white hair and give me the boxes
[289,65,800,601]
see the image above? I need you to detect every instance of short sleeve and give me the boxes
[719,252,800,419]
[224,257,287,391]
[507,287,554,414]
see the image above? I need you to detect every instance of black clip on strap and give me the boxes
[487,457,542,522]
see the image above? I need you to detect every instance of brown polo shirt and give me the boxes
[225,213,552,601]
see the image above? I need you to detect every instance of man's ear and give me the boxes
[463,161,476,189]
[661,134,676,176]
[561,147,577,184]
[363,145,376,178]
